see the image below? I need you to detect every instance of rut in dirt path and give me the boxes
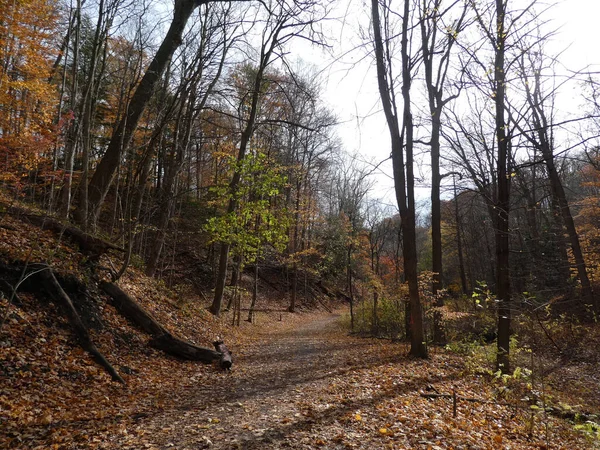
[113,312,411,449]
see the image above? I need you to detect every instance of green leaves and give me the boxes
[205,150,290,263]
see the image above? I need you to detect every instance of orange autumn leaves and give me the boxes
[0,0,58,178]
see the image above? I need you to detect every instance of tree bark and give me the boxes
[59,0,81,219]
[372,0,427,357]
[247,261,259,322]
[453,178,468,294]
[76,0,107,230]
[149,334,221,363]
[493,0,511,374]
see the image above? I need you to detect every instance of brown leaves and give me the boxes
[0,223,595,450]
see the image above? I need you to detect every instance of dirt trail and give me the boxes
[109,313,409,449]
[101,313,593,450]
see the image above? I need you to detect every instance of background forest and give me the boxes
[2,0,600,375]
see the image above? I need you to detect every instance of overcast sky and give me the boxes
[291,0,600,208]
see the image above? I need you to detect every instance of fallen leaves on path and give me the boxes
[1,294,595,449]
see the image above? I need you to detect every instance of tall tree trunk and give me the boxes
[550,193,571,287]
[399,0,427,358]
[420,0,465,344]
[347,243,354,332]
[77,0,106,230]
[60,0,81,219]
[493,0,511,373]
[226,254,242,311]
[453,177,468,294]
[289,179,302,313]
[210,22,283,316]
[430,109,445,343]
[247,261,259,322]
[372,0,427,357]
[80,0,202,226]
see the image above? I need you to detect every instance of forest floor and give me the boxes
[1,207,599,449]
[99,313,596,450]
[4,302,597,449]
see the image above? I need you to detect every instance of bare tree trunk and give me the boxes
[453,177,468,294]
[60,0,81,219]
[210,22,283,316]
[247,262,258,322]
[420,0,466,344]
[551,193,571,286]
[347,244,354,332]
[229,254,241,287]
[226,257,241,311]
[372,0,427,357]
[289,261,298,313]
[77,0,107,230]
[289,179,302,313]
[493,0,511,374]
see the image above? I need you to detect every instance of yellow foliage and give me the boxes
[0,0,58,172]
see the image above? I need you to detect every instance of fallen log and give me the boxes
[100,281,167,336]
[150,333,221,363]
[101,281,225,365]
[7,206,124,258]
[213,340,233,369]
[37,265,125,383]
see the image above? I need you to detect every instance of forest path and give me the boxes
[110,312,427,449]
[103,312,592,450]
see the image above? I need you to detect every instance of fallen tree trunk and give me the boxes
[101,281,224,365]
[150,334,221,363]
[7,206,124,258]
[213,340,232,369]
[100,281,168,336]
[37,265,125,383]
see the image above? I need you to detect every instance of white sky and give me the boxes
[289,0,600,208]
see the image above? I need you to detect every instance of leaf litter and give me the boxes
[0,211,597,449]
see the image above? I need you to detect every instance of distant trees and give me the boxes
[510,42,593,308]
[79,0,211,228]
[208,0,330,316]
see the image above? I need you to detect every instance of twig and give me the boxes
[420,392,490,403]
